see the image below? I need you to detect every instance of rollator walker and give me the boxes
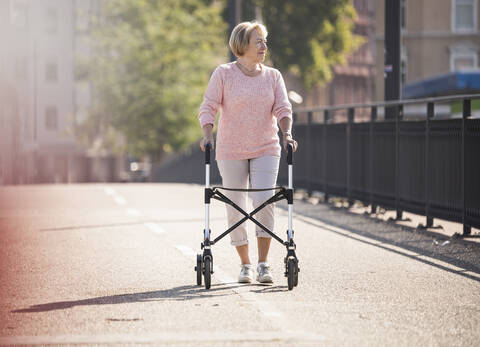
[195,143,300,290]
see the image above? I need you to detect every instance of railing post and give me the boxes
[370,106,377,214]
[323,110,329,202]
[395,104,403,220]
[347,108,354,206]
[462,99,471,235]
[307,111,313,196]
[424,102,434,228]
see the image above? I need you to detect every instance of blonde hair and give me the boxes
[229,21,268,57]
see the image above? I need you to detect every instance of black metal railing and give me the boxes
[279,94,480,235]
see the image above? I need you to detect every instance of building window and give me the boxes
[45,107,58,130]
[453,0,477,32]
[10,0,28,27]
[75,3,91,33]
[452,54,477,70]
[450,49,478,70]
[45,8,57,34]
[46,62,57,82]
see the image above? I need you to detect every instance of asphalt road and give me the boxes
[0,183,478,346]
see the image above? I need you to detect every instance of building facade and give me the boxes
[375,0,480,100]
[1,0,29,184]
[328,0,376,108]
[0,0,101,184]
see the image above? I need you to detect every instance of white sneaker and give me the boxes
[238,264,254,283]
[256,263,273,283]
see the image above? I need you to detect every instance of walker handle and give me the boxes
[287,143,293,165]
[205,143,211,164]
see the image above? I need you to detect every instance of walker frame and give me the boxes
[195,143,299,290]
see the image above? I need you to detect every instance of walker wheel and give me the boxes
[287,258,295,290]
[294,260,299,287]
[195,254,202,286]
[204,256,212,289]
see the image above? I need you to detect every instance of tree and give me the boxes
[82,0,227,160]
[245,0,362,88]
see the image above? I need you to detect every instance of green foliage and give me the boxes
[251,0,363,88]
[451,99,480,114]
[83,0,226,159]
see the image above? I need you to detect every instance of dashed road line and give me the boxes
[104,186,127,206]
[113,196,127,205]
[103,187,116,196]
[174,243,289,321]
[126,208,141,217]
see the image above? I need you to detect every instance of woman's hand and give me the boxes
[279,117,297,152]
[200,124,215,151]
[200,134,215,152]
[283,132,298,152]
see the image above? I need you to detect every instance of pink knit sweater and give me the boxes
[198,62,292,160]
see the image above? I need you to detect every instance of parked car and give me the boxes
[120,160,150,182]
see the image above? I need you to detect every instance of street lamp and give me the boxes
[288,90,303,105]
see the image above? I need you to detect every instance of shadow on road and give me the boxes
[11,283,285,313]
[39,218,225,232]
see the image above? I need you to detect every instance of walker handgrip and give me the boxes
[205,143,211,164]
[287,143,293,165]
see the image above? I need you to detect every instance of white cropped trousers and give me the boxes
[217,156,280,246]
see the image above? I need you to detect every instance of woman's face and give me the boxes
[243,29,267,63]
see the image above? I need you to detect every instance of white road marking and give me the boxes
[144,223,165,234]
[126,208,141,217]
[113,196,127,206]
[174,244,287,320]
[104,187,116,196]
[212,266,285,318]
[104,186,128,206]
[293,212,480,279]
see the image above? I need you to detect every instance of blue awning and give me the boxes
[403,71,480,99]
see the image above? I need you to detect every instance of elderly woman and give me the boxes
[198,21,297,284]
